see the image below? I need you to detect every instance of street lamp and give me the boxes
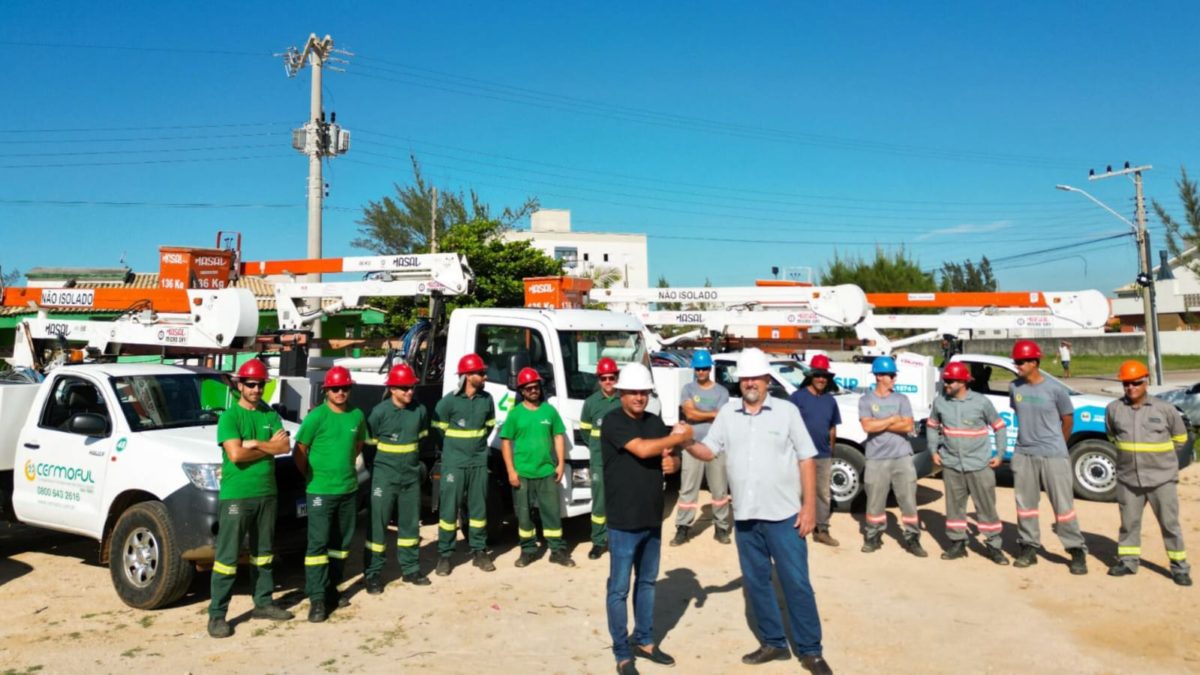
[1056,183,1163,384]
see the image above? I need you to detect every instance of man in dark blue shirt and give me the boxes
[789,355,842,546]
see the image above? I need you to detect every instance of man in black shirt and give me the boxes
[601,363,691,675]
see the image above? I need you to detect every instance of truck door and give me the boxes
[13,374,114,535]
[471,320,555,432]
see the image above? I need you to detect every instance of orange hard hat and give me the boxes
[323,366,354,388]
[237,358,269,381]
[516,367,542,388]
[385,363,418,387]
[942,362,972,382]
[1116,360,1149,382]
[457,353,486,375]
[1011,340,1042,360]
[596,357,619,376]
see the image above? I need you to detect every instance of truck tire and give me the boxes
[108,501,194,610]
[1069,439,1119,502]
[831,443,866,512]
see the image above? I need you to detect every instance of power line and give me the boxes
[6,40,270,57]
[0,154,291,169]
[11,121,289,133]
[0,143,280,158]
[6,130,288,144]
[0,198,357,212]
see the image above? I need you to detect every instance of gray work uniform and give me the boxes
[1105,395,1190,573]
[1010,377,1085,551]
[676,381,731,530]
[858,390,918,539]
[926,391,1008,548]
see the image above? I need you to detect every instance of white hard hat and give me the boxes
[735,348,772,378]
[615,363,655,391]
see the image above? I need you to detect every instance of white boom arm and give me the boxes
[273,253,474,330]
[590,284,870,329]
[856,290,1111,356]
[11,288,260,368]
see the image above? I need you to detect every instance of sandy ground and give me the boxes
[3,464,1200,675]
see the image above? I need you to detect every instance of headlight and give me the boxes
[182,462,221,491]
[571,466,591,488]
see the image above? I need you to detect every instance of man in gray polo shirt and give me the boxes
[683,349,832,675]
[1009,339,1087,574]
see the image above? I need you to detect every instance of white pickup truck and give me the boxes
[0,363,325,609]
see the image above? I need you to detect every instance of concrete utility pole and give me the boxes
[1090,163,1162,384]
[279,34,351,345]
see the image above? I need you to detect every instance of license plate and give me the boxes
[295,498,307,518]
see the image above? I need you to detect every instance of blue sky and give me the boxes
[3,2,1198,295]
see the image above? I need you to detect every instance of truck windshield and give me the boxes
[111,373,234,431]
[557,330,649,399]
[771,361,807,389]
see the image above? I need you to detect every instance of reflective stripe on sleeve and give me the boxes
[578,422,593,431]
[591,514,607,525]
[1172,434,1188,444]
[444,428,488,439]
[990,419,1007,430]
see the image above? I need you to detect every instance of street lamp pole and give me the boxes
[1057,164,1162,385]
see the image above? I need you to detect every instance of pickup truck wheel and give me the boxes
[1069,439,1119,502]
[108,502,194,610]
[830,444,866,512]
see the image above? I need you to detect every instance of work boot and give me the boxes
[514,551,538,568]
[549,550,576,567]
[435,556,452,576]
[327,590,349,608]
[714,527,732,545]
[903,535,929,558]
[472,550,496,572]
[860,534,882,553]
[1013,544,1038,568]
[812,529,839,547]
[1172,571,1193,587]
[307,600,327,623]
[741,645,790,665]
[588,544,607,560]
[799,655,834,675]
[402,572,432,586]
[1107,563,1136,577]
[365,575,385,595]
[616,659,639,675]
[251,603,294,621]
[940,540,968,560]
[1067,548,1088,575]
[670,526,690,547]
[207,616,232,639]
[985,545,1010,566]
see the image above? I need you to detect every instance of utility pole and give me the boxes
[279,34,351,348]
[1090,163,1161,384]
[430,187,439,254]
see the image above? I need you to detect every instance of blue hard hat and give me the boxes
[691,350,713,369]
[871,356,898,375]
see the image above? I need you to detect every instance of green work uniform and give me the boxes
[296,403,366,601]
[501,401,567,553]
[364,398,429,578]
[433,388,496,556]
[579,390,621,546]
[209,403,283,620]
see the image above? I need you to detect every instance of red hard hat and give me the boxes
[516,367,542,388]
[596,357,619,376]
[942,362,972,382]
[457,353,486,375]
[809,355,833,372]
[1011,340,1042,360]
[237,358,268,381]
[323,366,354,388]
[385,363,418,387]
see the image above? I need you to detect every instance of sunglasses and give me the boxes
[875,373,896,379]
[599,375,617,382]
[241,381,265,390]
[390,386,414,392]
[1122,380,1147,388]
[521,383,541,390]
[327,386,351,393]
[1014,359,1036,366]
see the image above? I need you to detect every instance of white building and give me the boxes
[1112,247,1200,331]
[504,209,649,288]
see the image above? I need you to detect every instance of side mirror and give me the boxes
[68,412,109,437]
[508,353,531,391]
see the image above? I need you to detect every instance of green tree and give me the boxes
[587,264,623,289]
[365,219,562,334]
[938,256,997,292]
[1152,166,1200,270]
[1,267,20,288]
[820,247,937,294]
[352,155,539,255]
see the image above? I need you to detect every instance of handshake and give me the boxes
[662,422,694,475]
